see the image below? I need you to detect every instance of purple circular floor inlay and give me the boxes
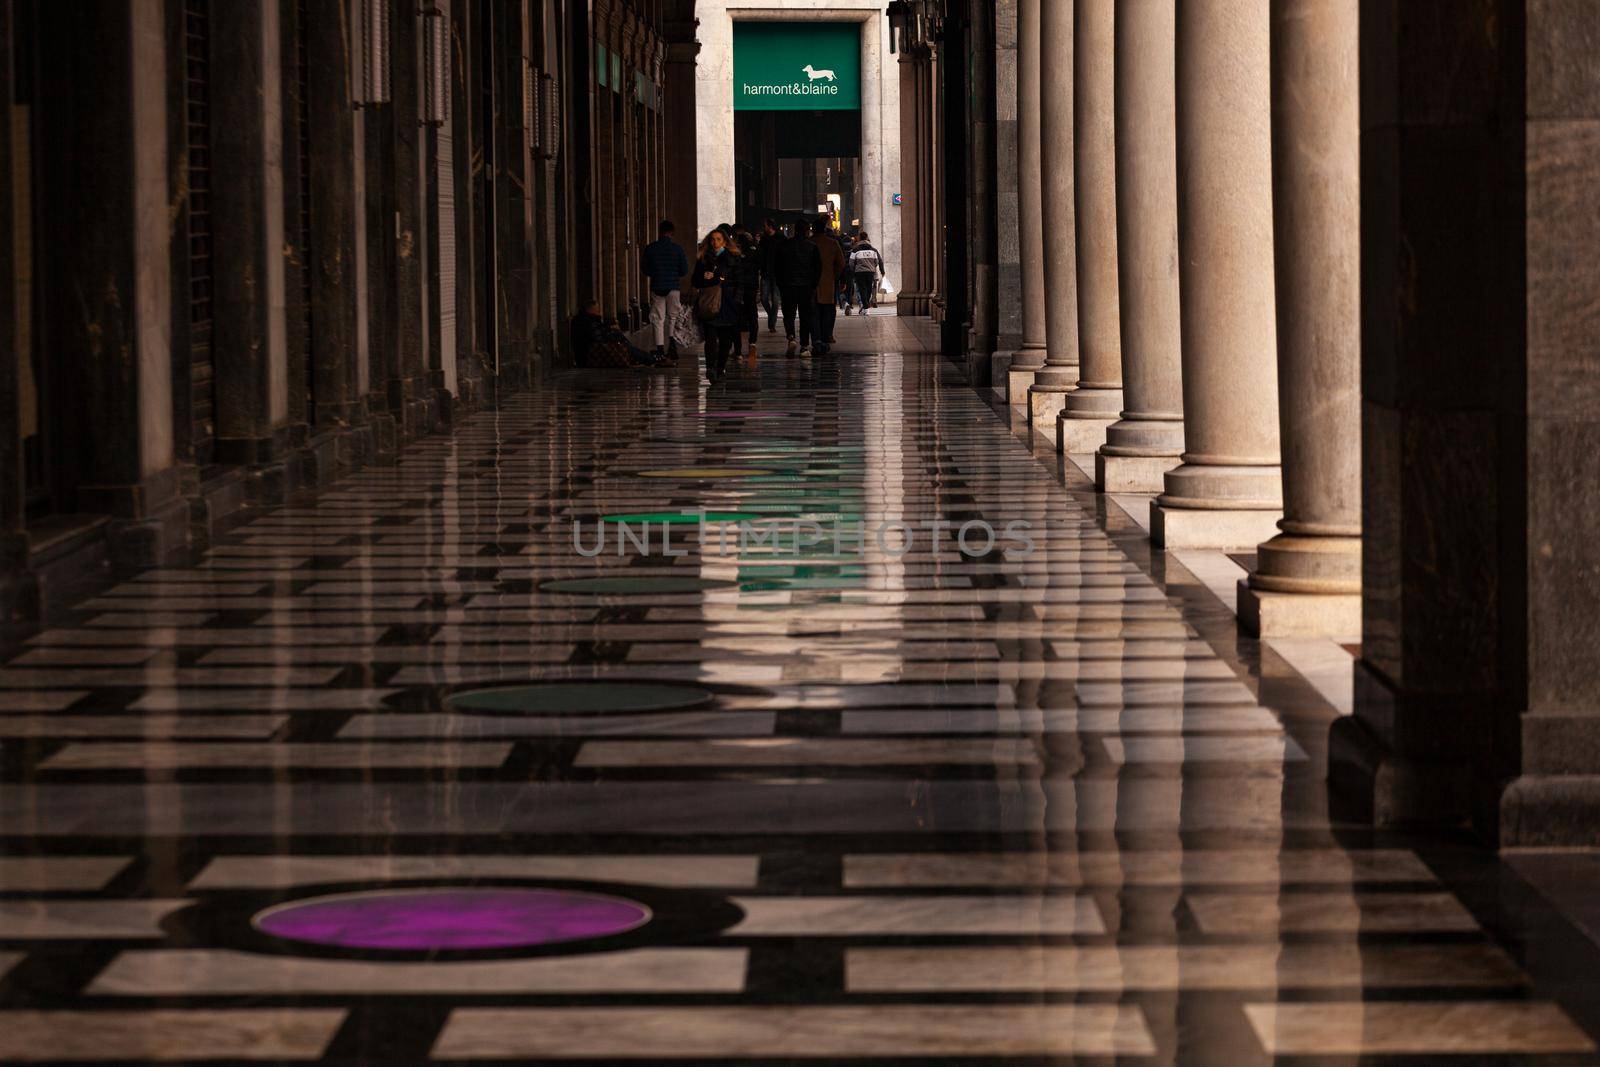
[252,888,652,951]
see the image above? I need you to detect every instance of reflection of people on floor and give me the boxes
[570,301,668,369]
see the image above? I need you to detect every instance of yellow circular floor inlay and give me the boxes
[636,468,773,479]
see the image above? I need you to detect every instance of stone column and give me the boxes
[1094,0,1183,493]
[1026,0,1078,427]
[1005,0,1046,405]
[210,0,291,487]
[1238,0,1360,635]
[1150,0,1282,549]
[1058,0,1122,456]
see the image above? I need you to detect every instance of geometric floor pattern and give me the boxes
[2,315,1598,1061]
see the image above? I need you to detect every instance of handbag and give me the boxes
[695,283,723,321]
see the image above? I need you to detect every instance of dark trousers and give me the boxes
[740,292,759,347]
[761,278,779,330]
[780,286,818,346]
[706,324,737,377]
[816,301,838,347]
[853,273,878,309]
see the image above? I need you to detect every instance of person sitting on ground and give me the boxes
[570,300,664,369]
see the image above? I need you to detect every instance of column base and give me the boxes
[1058,415,1116,456]
[1500,775,1600,848]
[1237,578,1361,637]
[1150,503,1283,549]
[1095,451,1181,493]
[990,351,1014,397]
[1328,711,1475,829]
[1028,386,1068,424]
[1007,366,1042,407]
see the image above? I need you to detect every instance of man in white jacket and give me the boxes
[844,232,883,315]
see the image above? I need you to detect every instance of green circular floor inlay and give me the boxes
[540,576,736,595]
[447,682,714,715]
[601,511,758,524]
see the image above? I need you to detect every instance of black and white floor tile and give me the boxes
[2,316,1598,1062]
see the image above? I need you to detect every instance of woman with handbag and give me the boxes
[692,230,742,383]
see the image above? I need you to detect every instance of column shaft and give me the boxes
[968,0,999,370]
[1028,0,1079,423]
[1239,0,1360,634]
[896,51,925,313]
[306,0,363,428]
[1095,0,1183,493]
[1059,0,1122,455]
[1006,0,1045,403]
[210,0,289,466]
[1151,0,1282,549]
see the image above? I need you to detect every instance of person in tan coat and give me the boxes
[809,216,848,355]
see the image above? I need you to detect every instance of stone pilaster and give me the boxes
[1335,0,1600,847]
[896,48,928,316]
[1005,0,1045,405]
[389,3,429,436]
[305,0,369,468]
[33,0,188,570]
[992,0,1022,373]
[1027,0,1078,425]
[1095,0,1184,494]
[663,30,700,273]
[1058,0,1122,456]
[1239,0,1360,635]
[210,0,291,495]
[1150,0,1282,549]
[0,0,27,623]
[967,0,999,379]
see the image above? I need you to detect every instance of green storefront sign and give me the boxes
[734,22,861,111]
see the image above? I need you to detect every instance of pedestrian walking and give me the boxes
[731,231,761,358]
[640,220,689,361]
[758,218,783,333]
[810,216,847,353]
[692,229,743,383]
[846,231,884,315]
[773,219,822,354]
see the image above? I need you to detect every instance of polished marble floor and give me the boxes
[2,314,1599,1063]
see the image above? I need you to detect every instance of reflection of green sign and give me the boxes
[734,22,861,111]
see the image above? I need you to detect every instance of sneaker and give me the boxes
[798,343,811,355]
[786,339,798,355]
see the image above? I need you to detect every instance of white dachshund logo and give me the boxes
[802,64,837,83]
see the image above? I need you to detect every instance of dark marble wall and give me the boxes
[0,0,685,616]
[1347,0,1600,847]
[0,0,24,619]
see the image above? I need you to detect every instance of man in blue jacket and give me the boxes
[641,220,690,360]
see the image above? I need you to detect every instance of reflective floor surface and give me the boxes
[2,314,1599,1063]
